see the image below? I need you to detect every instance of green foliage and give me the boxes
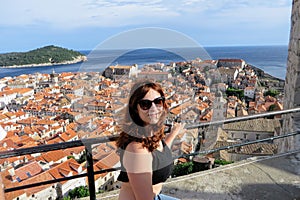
[264,89,279,97]
[98,190,105,194]
[268,104,276,111]
[214,159,234,165]
[63,197,71,200]
[67,155,75,160]
[77,151,86,163]
[68,186,90,199]
[172,159,234,178]
[0,45,84,66]
[171,162,194,177]
[226,87,244,99]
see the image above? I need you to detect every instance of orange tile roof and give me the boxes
[40,150,67,163]
[14,161,43,181]
[48,158,84,180]
[97,151,120,169]
[59,129,77,142]
[63,146,85,156]
[46,137,64,144]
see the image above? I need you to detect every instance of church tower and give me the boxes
[280,0,300,152]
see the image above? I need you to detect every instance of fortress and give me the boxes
[280,0,300,152]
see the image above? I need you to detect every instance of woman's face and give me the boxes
[137,88,164,125]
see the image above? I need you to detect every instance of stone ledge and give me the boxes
[162,150,300,200]
[87,150,300,200]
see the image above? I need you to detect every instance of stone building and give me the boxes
[280,0,300,152]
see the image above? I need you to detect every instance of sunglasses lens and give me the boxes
[153,98,164,106]
[139,97,164,110]
[139,100,152,110]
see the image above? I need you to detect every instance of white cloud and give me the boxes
[0,0,179,29]
[178,0,292,15]
[0,0,291,30]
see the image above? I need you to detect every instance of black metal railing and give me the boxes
[1,107,300,200]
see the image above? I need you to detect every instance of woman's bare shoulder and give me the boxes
[123,141,152,173]
[126,141,150,154]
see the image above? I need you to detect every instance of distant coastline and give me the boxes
[0,55,87,69]
[0,46,287,80]
[250,64,285,81]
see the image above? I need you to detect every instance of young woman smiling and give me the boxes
[116,80,185,200]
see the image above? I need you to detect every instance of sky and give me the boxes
[0,0,292,53]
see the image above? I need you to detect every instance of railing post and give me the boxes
[85,144,96,200]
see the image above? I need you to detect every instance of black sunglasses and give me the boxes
[138,96,165,110]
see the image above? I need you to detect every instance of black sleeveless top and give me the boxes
[117,140,173,185]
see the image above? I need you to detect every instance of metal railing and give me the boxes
[1,107,300,200]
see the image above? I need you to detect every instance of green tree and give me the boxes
[264,89,279,97]
[171,162,194,177]
[214,159,234,165]
[68,186,90,199]
[226,88,244,99]
[268,104,276,111]
[67,155,75,160]
[77,151,86,163]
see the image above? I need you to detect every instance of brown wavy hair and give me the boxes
[116,80,168,152]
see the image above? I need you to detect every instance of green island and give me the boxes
[0,45,87,68]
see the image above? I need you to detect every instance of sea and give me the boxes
[0,45,288,80]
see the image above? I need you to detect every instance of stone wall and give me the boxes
[280,0,300,152]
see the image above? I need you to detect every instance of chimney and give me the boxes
[8,168,15,176]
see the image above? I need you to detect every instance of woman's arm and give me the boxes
[165,122,186,148]
[123,142,154,200]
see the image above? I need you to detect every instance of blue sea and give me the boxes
[0,45,288,80]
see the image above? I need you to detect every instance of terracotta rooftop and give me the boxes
[39,149,67,163]
[13,161,43,182]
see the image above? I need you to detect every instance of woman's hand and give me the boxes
[165,122,186,148]
[171,122,186,136]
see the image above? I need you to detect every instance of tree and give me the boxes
[214,159,234,165]
[77,151,86,163]
[68,186,90,199]
[171,162,194,177]
[226,88,244,99]
[268,104,276,111]
[264,89,279,97]
[67,155,75,160]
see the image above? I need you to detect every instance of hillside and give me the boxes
[250,64,285,92]
[0,45,87,68]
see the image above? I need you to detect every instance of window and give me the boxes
[26,172,32,177]
[16,176,21,182]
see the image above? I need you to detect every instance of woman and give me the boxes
[116,80,185,200]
